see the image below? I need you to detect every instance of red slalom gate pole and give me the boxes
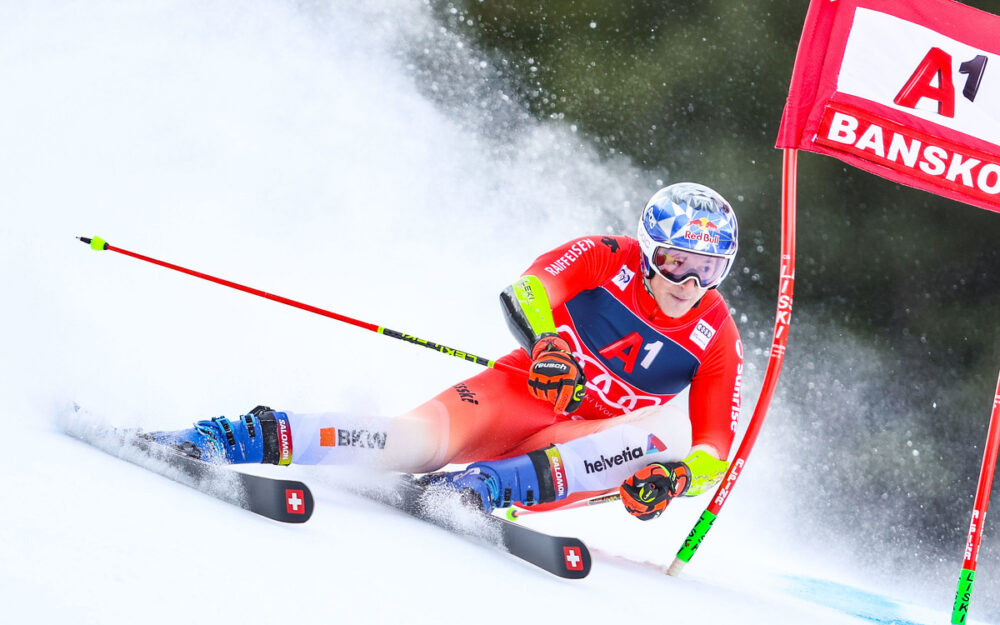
[77,236,525,377]
[667,149,798,576]
[952,368,1000,624]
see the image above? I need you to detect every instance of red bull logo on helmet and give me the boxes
[683,218,721,244]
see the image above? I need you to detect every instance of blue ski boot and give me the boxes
[149,405,293,465]
[419,447,564,513]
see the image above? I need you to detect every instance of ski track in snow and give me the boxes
[0,1,994,623]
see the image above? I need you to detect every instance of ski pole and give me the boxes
[666,148,799,576]
[504,493,622,520]
[951,367,1000,624]
[77,236,525,377]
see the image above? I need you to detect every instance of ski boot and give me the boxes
[148,405,293,465]
[419,448,560,514]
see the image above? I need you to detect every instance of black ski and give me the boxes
[355,474,591,579]
[63,407,586,574]
[65,411,313,523]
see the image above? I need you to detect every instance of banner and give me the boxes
[776,0,1000,213]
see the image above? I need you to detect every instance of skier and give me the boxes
[153,182,743,521]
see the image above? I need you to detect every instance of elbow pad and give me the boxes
[499,275,559,353]
[680,449,730,496]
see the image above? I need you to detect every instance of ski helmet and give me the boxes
[637,182,738,289]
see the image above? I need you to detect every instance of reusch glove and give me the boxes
[619,462,691,521]
[527,333,586,414]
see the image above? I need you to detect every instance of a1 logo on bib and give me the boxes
[690,320,716,350]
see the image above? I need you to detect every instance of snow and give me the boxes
[0,2,988,624]
[5,414,957,625]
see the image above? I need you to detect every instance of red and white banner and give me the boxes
[776,0,1000,213]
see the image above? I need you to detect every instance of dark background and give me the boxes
[423,0,1000,574]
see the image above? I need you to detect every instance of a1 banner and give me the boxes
[776,0,1000,213]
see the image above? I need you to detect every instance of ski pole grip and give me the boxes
[77,236,109,251]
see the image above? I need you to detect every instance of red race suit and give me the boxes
[513,235,743,457]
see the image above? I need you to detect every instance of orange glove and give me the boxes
[527,334,586,414]
[619,462,691,521]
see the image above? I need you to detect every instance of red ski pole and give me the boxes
[504,493,622,520]
[77,236,525,377]
[951,367,1000,624]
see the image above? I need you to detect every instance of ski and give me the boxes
[64,409,314,523]
[354,474,591,579]
[63,407,586,575]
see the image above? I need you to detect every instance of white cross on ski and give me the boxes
[286,489,304,514]
[564,547,582,570]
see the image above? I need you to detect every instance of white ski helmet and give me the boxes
[637,182,739,289]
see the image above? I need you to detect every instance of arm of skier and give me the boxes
[498,237,627,413]
[501,273,586,414]
[683,316,743,494]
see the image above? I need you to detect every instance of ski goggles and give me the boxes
[649,246,732,289]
